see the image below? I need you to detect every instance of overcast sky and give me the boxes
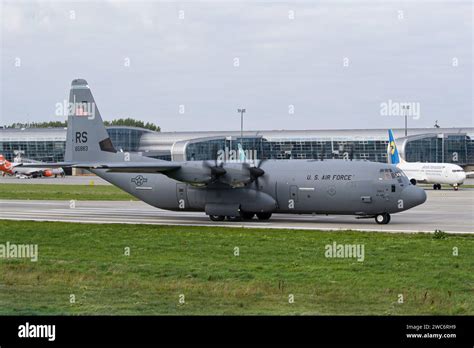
[1,0,472,131]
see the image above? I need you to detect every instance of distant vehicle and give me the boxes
[20,79,427,224]
[388,129,466,190]
[0,155,65,178]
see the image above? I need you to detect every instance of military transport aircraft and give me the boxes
[20,79,427,224]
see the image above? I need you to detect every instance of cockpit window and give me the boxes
[395,170,407,178]
[379,169,394,180]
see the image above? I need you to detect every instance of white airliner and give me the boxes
[388,129,466,190]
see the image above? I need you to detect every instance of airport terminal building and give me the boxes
[1,126,473,169]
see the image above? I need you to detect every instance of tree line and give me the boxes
[4,118,160,132]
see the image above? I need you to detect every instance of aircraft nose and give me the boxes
[401,186,427,209]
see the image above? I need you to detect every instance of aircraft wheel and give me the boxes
[209,215,225,222]
[256,212,272,221]
[226,216,242,221]
[375,213,390,225]
[410,179,417,186]
[453,185,458,191]
[240,212,255,220]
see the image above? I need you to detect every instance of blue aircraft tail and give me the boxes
[388,129,401,165]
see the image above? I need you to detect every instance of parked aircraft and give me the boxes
[388,129,466,190]
[20,79,427,224]
[0,155,65,178]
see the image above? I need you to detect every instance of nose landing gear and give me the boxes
[375,213,391,225]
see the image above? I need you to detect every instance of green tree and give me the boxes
[6,118,160,132]
[103,118,160,132]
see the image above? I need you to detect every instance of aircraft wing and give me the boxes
[18,161,181,173]
[78,162,181,173]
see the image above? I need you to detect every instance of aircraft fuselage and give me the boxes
[93,159,426,218]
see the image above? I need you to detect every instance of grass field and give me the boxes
[0,220,472,315]
[0,184,135,201]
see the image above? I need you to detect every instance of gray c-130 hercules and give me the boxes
[21,79,427,224]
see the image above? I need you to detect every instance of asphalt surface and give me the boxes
[1,189,472,234]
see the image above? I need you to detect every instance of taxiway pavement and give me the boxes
[1,189,472,234]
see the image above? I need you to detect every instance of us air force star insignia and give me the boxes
[131,175,147,186]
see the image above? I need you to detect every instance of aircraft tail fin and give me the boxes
[388,129,404,164]
[0,155,14,174]
[65,79,120,163]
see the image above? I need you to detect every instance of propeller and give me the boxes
[244,158,266,189]
[203,143,226,182]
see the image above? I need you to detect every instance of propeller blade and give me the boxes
[211,166,226,177]
[202,159,226,183]
[249,166,264,178]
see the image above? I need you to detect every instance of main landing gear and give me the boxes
[209,215,225,221]
[240,212,255,220]
[375,213,391,225]
[433,184,442,190]
[208,212,273,222]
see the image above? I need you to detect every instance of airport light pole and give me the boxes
[402,104,410,137]
[237,108,246,145]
